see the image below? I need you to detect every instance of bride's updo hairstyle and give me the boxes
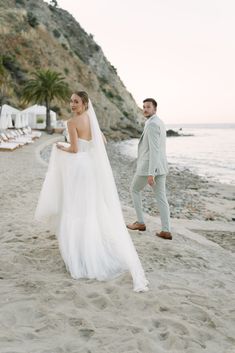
[74,91,89,111]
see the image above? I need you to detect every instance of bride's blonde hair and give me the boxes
[74,91,89,110]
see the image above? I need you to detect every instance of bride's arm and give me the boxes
[56,120,78,153]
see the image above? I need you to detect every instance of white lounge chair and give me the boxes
[0,135,20,151]
[24,127,42,139]
[3,131,27,146]
[10,130,34,144]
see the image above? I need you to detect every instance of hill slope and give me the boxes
[0,0,143,138]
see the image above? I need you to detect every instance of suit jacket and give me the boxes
[136,115,168,176]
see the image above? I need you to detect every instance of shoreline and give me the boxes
[106,141,235,223]
[41,138,235,223]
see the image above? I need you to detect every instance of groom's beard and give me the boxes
[144,112,155,118]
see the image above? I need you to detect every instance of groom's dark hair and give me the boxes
[143,98,157,108]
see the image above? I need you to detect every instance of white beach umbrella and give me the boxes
[0,115,4,129]
[7,113,13,128]
[24,113,29,127]
[21,105,57,128]
[0,104,20,116]
[0,114,9,129]
[21,114,26,127]
[0,116,3,129]
[15,113,22,128]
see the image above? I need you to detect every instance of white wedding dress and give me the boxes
[35,102,149,292]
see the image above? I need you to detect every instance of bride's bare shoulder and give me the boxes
[79,112,90,125]
[80,111,89,120]
[67,117,73,123]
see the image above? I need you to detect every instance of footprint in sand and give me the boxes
[86,292,111,310]
[79,328,95,340]
[150,318,191,350]
[154,318,189,336]
[68,318,95,342]
[91,296,109,310]
[15,233,22,237]
[104,285,116,295]
[68,317,84,327]
[178,302,217,329]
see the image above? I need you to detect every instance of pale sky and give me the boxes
[51,0,235,124]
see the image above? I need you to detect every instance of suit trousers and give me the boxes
[130,174,170,231]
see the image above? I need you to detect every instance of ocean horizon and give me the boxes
[166,123,235,129]
[118,123,235,185]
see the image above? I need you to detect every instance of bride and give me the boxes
[35,91,149,292]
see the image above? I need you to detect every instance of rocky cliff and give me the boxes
[0,0,143,139]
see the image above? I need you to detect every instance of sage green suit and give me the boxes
[131,115,170,231]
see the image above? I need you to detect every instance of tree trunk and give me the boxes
[0,96,4,117]
[45,99,53,134]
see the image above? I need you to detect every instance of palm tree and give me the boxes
[22,69,70,133]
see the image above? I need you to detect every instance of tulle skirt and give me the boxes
[35,144,149,292]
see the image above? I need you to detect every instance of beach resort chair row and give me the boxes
[0,127,41,152]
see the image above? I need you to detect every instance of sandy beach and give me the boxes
[0,133,235,353]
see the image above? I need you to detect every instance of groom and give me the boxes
[127,98,172,240]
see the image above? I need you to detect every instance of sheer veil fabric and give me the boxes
[35,101,149,292]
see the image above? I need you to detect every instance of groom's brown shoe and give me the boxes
[127,221,146,231]
[156,231,172,240]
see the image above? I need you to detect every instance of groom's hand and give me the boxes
[147,176,155,186]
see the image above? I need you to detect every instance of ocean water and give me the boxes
[117,124,235,185]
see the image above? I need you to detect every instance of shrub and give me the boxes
[14,47,21,55]
[15,0,25,5]
[116,95,123,102]
[61,43,68,50]
[64,67,69,75]
[36,117,44,124]
[111,65,117,74]
[74,50,83,61]
[27,12,39,28]
[48,1,58,11]
[53,29,61,38]
[105,90,114,99]
[123,111,129,118]
[99,76,109,86]
[2,56,26,84]
[21,40,31,48]
[93,44,100,52]
[50,0,58,7]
